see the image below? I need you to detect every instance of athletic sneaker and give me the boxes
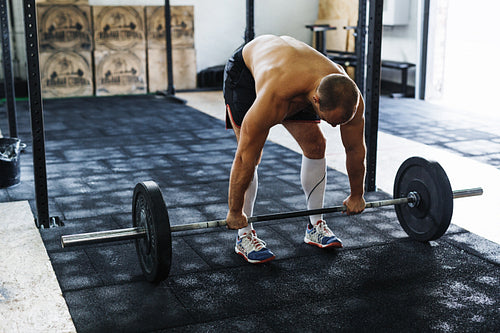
[235,230,275,264]
[304,220,343,248]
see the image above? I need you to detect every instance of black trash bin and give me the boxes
[0,137,21,188]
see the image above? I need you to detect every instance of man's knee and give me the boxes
[303,136,326,159]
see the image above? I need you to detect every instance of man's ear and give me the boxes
[312,94,320,107]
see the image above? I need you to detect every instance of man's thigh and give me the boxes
[283,122,326,159]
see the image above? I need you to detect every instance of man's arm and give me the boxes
[340,96,366,214]
[226,95,281,229]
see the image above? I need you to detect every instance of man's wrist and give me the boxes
[228,208,244,216]
[349,192,364,199]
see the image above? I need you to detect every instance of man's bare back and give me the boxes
[243,35,347,119]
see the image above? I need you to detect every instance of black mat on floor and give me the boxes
[1,95,499,332]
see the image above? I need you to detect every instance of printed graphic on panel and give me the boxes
[41,51,93,98]
[147,6,194,49]
[38,5,92,51]
[94,6,145,50]
[95,50,146,95]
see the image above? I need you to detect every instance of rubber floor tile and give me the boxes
[64,283,191,333]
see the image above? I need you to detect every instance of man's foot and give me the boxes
[235,230,276,264]
[304,220,343,248]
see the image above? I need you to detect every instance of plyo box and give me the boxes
[93,6,145,51]
[146,6,194,50]
[146,6,196,91]
[94,49,146,96]
[93,6,146,95]
[40,51,93,98]
[148,48,197,92]
[37,4,92,52]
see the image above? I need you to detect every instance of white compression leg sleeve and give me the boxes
[301,156,327,225]
[238,167,258,237]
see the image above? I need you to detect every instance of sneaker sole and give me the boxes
[304,237,343,249]
[235,247,276,264]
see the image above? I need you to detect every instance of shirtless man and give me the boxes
[223,35,366,263]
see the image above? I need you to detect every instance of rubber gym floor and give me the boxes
[1,94,499,332]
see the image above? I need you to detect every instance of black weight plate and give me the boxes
[132,181,172,283]
[393,157,453,241]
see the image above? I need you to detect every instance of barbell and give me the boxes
[60,156,483,283]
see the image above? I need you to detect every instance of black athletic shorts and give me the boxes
[223,45,320,129]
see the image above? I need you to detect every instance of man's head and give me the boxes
[313,74,360,127]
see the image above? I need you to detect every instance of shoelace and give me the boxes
[242,231,266,251]
[315,220,333,237]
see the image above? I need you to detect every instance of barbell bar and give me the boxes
[59,156,484,283]
[61,187,481,248]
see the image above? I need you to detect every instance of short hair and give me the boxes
[317,74,359,123]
